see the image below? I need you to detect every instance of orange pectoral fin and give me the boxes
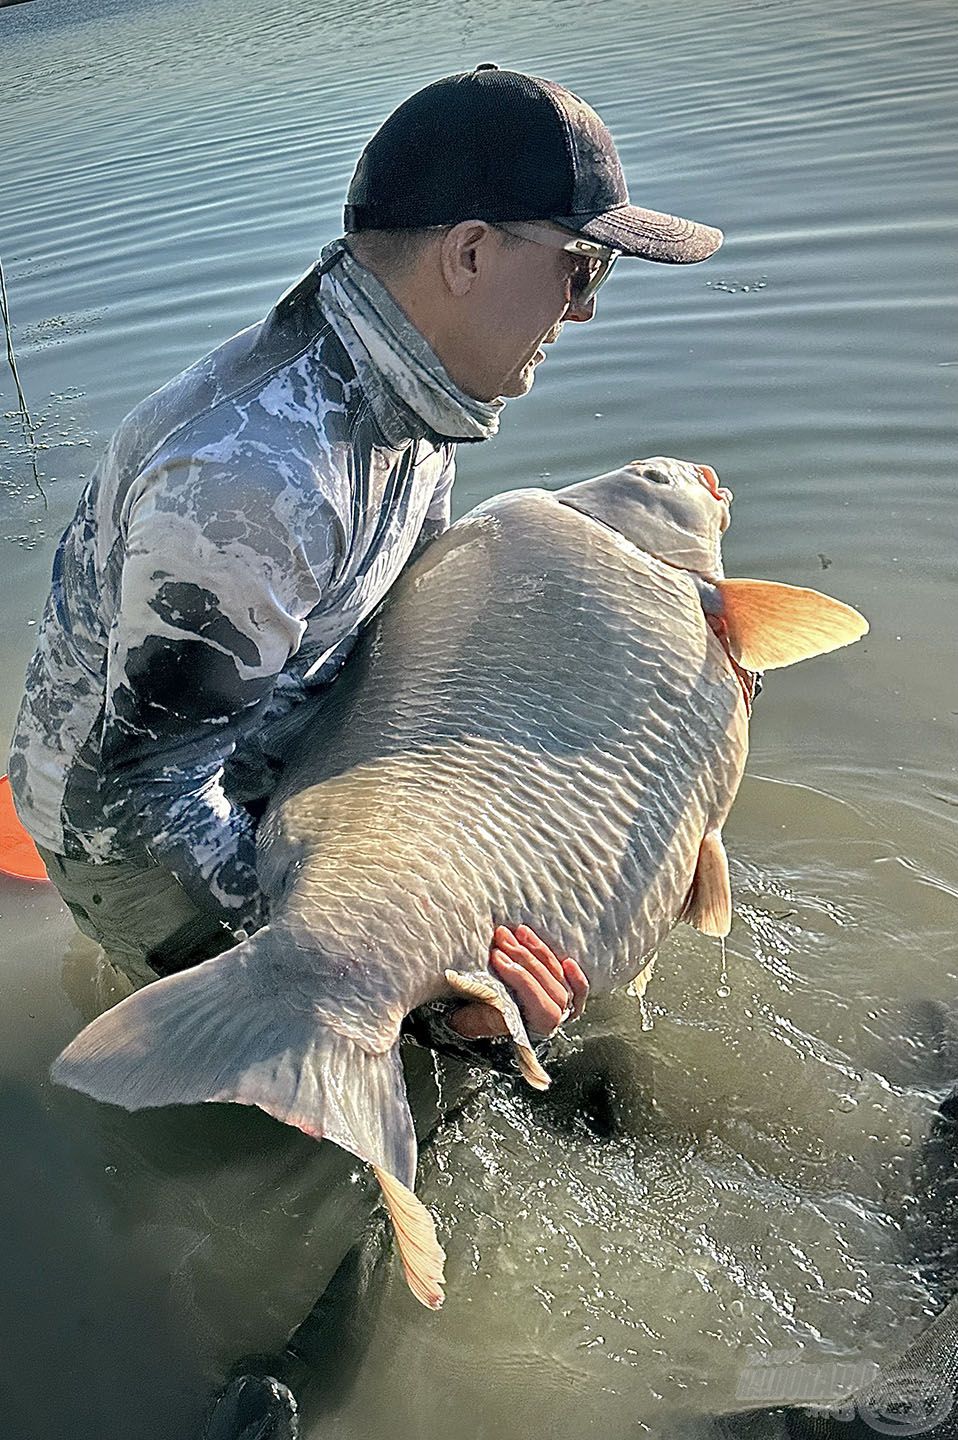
[714,579,868,671]
[684,830,732,937]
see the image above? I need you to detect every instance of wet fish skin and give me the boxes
[52,457,867,1307]
[257,476,745,1020]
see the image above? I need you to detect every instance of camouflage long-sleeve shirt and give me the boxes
[10,241,503,930]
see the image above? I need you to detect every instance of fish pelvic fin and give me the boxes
[444,968,551,1091]
[714,579,868,671]
[684,829,732,937]
[52,926,445,1308]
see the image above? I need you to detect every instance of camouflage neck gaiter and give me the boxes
[318,238,504,443]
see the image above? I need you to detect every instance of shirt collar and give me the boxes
[315,238,504,446]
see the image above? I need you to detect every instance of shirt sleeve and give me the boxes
[97,456,339,929]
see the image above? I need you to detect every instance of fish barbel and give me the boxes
[53,457,867,1308]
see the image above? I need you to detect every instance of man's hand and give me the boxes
[448,924,589,1041]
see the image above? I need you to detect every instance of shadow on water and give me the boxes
[268,1071,496,1425]
[0,1081,207,1440]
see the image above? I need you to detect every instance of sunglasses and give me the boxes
[495,221,620,307]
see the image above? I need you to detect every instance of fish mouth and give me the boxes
[695,463,733,506]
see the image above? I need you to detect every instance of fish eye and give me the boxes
[644,466,671,485]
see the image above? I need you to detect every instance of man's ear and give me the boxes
[439,220,494,296]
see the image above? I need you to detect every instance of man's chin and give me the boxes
[498,357,541,400]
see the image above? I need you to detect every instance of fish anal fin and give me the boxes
[443,969,502,1008]
[514,1048,552,1092]
[374,1167,446,1310]
[685,830,732,937]
[715,579,868,671]
[444,968,551,1092]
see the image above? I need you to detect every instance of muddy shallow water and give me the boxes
[1,0,956,1434]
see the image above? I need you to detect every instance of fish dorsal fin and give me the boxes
[714,579,868,671]
[684,830,732,937]
[374,1167,447,1310]
[444,968,551,1092]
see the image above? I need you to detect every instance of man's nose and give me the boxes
[564,294,597,323]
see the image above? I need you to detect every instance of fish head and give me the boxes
[557,456,732,579]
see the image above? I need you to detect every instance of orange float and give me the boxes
[0,774,49,881]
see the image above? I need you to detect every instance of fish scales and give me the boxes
[260,490,744,1004]
[52,458,869,1307]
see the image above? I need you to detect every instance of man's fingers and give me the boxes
[492,927,569,1010]
[509,924,565,982]
[562,957,590,1020]
[485,925,590,1038]
[490,951,563,1036]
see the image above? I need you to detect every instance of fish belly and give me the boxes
[259,490,748,1014]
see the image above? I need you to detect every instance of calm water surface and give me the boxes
[0,0,955,1435]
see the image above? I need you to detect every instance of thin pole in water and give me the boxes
[0,253,46,508]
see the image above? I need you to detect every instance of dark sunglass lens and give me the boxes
[570,256,611,306]
[569,258,596,304]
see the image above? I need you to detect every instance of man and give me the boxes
[11,65,725,1434]
[10,64,721,1053]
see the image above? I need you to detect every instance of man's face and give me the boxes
[466,226,598,401]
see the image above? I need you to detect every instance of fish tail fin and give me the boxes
[374,1167,446,1310]
[52,926,446,1308]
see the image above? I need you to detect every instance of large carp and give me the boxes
[53,457,867,1309]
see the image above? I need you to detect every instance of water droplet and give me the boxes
[716,935,730,998]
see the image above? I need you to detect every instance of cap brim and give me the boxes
[555,204,723,264]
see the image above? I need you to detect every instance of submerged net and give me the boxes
[707,1100,958,1440]
[707,1289,958,1437]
